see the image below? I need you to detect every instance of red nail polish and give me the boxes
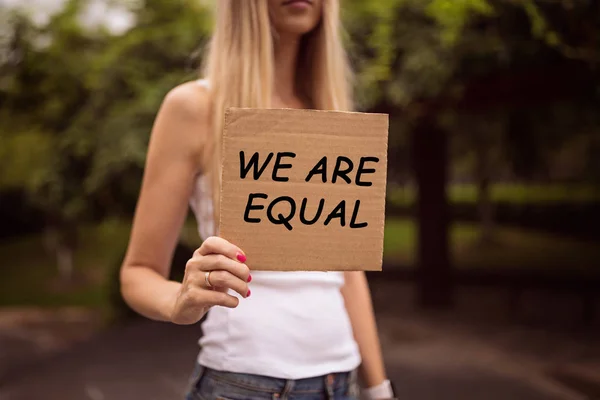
[247,289,251,297]
[247,274,252,283]
[237,253,247,263]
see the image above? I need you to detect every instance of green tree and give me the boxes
[344,0,499,307]
[343,0,600,307]
[0,0,211,279]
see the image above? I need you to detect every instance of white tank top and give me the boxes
[188,80,361,379]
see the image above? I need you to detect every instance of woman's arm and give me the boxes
[119,83,205,321]
[341,271,392,397]
[120,82,250,324]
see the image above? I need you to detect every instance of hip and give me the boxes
[185,364,360,400]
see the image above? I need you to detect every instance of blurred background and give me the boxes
[0,0,599,399]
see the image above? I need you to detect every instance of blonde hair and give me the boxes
[201,0,353,225]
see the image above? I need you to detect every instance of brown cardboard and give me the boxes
[219,107,389,271]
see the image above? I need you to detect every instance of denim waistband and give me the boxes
[199,365,356,395]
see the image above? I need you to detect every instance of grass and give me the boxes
[0,219,132,309]
[0,218,201,312]
[387,183,600,207]
[382,218,480,266]
[382,219,600,275]
[0,217,599,310]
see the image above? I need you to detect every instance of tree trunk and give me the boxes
[44,217,78,281]
[475,145,495,244]
[56,244,74,280]
[412,115,452,309]
[477,175,495,243]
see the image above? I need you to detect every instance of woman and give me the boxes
[120,0,395,399]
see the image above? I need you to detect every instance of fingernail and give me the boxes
[246,289,251,297]
[236,253,246,263]
[247,274,252,283]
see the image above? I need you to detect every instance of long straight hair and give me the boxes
[201,0,353,225]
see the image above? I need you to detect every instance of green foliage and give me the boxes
[1,0,211,224]
[426,0,494,46]
[1,0,599,237]
[0,130,54,190]
[344,0,599,183]
[342,0,399,107]
[343,0,498,108]
[521,0,596,60]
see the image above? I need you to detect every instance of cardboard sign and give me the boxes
[219,107,389,271]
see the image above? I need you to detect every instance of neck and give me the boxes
[273,33,301,103]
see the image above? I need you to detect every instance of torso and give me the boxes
[189,79,361,379]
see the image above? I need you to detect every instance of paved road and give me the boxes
[0,317,586,400]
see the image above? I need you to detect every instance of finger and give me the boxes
[202,270,250,298]
[188,254,250,283]
[203,289,240,309]
[197,236,246,263]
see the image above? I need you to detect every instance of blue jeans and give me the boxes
[185,364,360,400]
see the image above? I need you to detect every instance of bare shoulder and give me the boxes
[162,80,210,120]
[152,80,211,162]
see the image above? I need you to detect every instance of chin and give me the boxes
[270,0,322,37]
[281,20,320,35]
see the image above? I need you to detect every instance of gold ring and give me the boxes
[205,271,213,289]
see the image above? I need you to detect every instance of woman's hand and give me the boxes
[170,236,251,325]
